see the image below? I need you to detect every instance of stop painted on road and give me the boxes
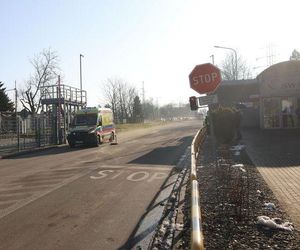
[90,169,168,182]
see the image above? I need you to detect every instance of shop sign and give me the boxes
[258,62,300,97]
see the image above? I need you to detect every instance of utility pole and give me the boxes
[80,54,84,106]
[142,81,145,121]
[14,81,17,118]
[266,43,276,66]
[15,81,19,151]
[142,81,145,105]
[57,75,62,144]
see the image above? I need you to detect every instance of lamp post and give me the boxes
[80,54,84,105]
[214,45,238,80]
[210,54,215,64]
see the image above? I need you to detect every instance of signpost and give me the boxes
[189,63,222,164]
[198,94,218,106]
[189,63,221,94]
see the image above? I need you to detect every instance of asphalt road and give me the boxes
[0,120,201,250]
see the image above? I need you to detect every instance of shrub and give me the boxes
[203,115,210,134]
[210,106,240,144]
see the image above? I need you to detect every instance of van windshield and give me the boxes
[73,114,97,126]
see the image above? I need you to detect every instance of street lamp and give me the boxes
[80,54,84,105]
[214,45,238,80]
[210,54,215,64]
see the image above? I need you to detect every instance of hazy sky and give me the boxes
[1,0,300,108]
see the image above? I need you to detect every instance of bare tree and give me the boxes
[221,52,252,80]
[290,49,300,61]
[102,77,138,123]
[102,78,119,120]
[123,85,137,119]
[20,48,60,114]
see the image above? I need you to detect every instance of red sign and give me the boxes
[189,63,221,94]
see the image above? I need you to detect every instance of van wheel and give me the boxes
[109,132,114,142]
[110,133,118,145]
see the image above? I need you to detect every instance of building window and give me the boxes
[263,97,300,129]
[281,98,294,128]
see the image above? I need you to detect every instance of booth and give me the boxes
[257,61,300,129]
[212,60,300,129]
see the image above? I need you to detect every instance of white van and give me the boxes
[67,107,116,147]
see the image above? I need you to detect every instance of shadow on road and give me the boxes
[3,144,95,159]
[128,136,193,165]
[118,166,181,250]
[119,137,192,249]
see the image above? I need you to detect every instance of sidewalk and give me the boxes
[242,128,300,229]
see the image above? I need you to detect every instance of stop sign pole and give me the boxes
[189,63,221,156]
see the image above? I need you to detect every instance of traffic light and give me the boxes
[189,96,198,111]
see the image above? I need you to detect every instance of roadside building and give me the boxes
[212,60,300,129]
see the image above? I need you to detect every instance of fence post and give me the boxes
[17,116,20,152]
[38,117,41,147]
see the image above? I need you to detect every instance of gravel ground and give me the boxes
[148,135,300,249]
[193,136,300,249]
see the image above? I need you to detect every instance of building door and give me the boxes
[295,98,300,127]
[263,98,280,128]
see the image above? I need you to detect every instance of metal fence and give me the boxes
[0,113,55,156]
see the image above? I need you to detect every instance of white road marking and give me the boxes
[147,172,168,182]
[90,170,114,180]
[127,171,150,182]
[95,165,172,171]
[90,168,170,183]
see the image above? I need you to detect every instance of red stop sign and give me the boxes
[189,63,222,94]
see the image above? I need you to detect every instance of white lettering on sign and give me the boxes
[280,82,300,89]
[192,72,218,85]
[90,170,168,182]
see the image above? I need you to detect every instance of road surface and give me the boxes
[0,120,201,250]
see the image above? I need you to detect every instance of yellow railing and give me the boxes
[190,127,206,250]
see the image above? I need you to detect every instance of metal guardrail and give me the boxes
[190,127,206,250]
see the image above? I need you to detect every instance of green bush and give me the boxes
[203,115,210,134]
[210,106,240,144]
